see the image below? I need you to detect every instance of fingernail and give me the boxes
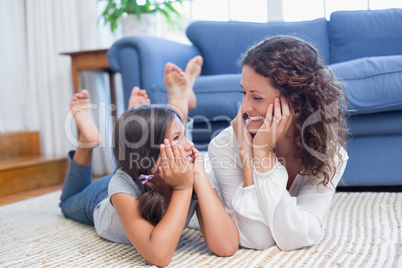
[160,144,165,149]
[275,98,279,103]
[164,139,169,145]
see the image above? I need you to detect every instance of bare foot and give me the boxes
[185,55,203,110]
[128,86,151,109]
[164,63,188,122]
[69,90,100,148]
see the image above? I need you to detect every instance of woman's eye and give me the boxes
[240,91,246,95]
[173,136,180,141]
[254,97,263,101]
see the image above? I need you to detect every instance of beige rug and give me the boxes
[0,191,401,267]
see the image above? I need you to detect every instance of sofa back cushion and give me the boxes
[186,19,330,75]
[329,8,402,64]
[328,55,402,115]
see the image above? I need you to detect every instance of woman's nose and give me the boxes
[241,99,254,114]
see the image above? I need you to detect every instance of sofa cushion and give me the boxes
[328,55,402,115]
[149,74,242,121]
[329,9,402,64]
[186,19,330,75]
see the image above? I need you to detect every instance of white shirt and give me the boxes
[208,126,348,250]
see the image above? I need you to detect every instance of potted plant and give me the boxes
[99,0,183,35]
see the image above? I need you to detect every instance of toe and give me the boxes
[81,89,89,98]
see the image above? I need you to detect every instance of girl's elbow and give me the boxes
[147,257,171,268]
[208,240,239,257]
[146,251,173,267]
[216,244,239,257]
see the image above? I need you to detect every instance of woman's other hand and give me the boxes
[232,107,255,186]
[253,97,293,158]
[231,108,254,160]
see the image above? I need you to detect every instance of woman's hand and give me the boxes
[253,97,293,158]
[232,107,255,186]
[159,139,193,191]
[231,108,254,160]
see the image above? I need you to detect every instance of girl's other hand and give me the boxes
[159,139,193,191]
[191,148,206,178]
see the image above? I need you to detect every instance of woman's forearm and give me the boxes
[240,150,254,187]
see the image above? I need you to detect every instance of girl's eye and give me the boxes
[241,91,246,95]
[254,97,263,101]
[173,136,180,141]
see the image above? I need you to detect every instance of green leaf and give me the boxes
[97,0,183,32]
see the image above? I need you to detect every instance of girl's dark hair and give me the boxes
[239,35,349,187]
[112,105,181,225]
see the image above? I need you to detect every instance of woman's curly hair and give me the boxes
[239,35,349,187]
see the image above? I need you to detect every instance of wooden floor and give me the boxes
[0,175,105,206]
[0,183,63,206]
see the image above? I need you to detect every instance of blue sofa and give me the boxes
[107,8,402,187]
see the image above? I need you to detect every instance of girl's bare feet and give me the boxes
[69,90,100,148]
[185,55,203,110]
[164,63,188,122]
[128,86,151,109]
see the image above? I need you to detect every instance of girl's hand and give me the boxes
[158,139,193,191]
[253,97,293,157]
[231,108,254,159]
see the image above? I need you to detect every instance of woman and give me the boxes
[59,58,239,267]
[208,35,349,250]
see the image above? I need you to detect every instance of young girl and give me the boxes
[59,58,239,267]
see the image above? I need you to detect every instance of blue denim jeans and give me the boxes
[59,151,113,226]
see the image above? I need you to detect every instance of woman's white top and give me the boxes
[208,126,349,250]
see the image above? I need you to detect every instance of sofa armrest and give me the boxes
[107,35,200,108]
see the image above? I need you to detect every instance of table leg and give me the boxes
[108,71,116,125]
[71,59,80,94]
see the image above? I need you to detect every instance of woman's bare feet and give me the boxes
[128,86,151,109]
[185,56,203,110]
[69,90,100,148]
[164,63,188,122]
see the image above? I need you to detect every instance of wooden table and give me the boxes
[61,49,117,123]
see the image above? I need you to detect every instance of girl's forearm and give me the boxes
[194,175,239,256]
[145,188,193,265]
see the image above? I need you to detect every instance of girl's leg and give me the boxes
[59,90,104,225]
[60,152,112,225]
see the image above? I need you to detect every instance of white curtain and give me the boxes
[0,0,122,175]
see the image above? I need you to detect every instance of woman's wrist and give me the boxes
[252,146,273,159]
[240,148,253,161]
[252,150,276,173]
